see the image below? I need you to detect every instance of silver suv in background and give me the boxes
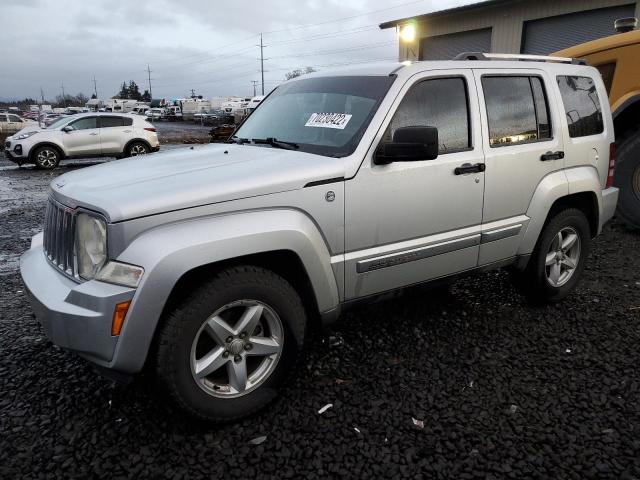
[4,113,160,169]
[21,55,618,422]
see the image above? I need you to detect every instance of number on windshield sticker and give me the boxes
[305,113,353,130]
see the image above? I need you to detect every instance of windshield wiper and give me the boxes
[229,136,250,144]
[251,137,299,150]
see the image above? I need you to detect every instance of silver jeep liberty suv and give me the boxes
[21,53,619,422]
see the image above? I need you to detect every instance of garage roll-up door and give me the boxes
[522,4,636,54]
[420,28,492,60]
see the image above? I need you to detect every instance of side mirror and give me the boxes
[62,125,74,132]
[374,126,439,165]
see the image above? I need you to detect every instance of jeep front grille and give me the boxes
[43,198,76,276]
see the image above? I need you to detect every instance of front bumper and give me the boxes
[600,187,619,230]
[20,233,135,367]
[4,139,27,163]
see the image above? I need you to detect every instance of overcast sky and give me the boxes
[0,0,475,102]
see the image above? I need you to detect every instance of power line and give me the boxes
[262,0,427,34]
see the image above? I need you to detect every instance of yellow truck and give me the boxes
[555,20,640,229]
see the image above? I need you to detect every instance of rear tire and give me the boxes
[155,265,307,422]
[33,146,60,169]
[126,141,149,157]
[613,131,640,229]
[513,208,591,304]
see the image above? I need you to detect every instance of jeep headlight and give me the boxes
[75,213,107,280]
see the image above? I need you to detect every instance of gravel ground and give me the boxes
[1,164,640,479]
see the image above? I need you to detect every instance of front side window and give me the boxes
[234,76,396,158]
[70,117,97,130]
[8,115,22,122]
[482,76,552,147]
[557,75,604,138]
[385,77,471,154]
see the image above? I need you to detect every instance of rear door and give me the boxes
[62,116,100,156]
[99,115,133,154]
[473,68,565,265]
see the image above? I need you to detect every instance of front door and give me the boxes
[62,116,101,156]
[473,69,565,265]
[344,70,485,299]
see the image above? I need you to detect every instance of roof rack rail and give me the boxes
[453,52,588,65]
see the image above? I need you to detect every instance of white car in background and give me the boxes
[0,113,27,134]
[4,112,160,169]
[145,108,165,120]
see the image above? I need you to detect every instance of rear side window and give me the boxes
[482,76,552,147]
[123,116,133,126]
[99,116,124,128]
[387,77,471,154]
[557,75,604,138]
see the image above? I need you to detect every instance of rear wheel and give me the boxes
[155,265,306,422]
[127,141,149,157]
[33,146,60,169]
[513,208,590,304]
[614,132,640,229]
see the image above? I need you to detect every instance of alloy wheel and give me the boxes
[37,149,58,168]
[130,144,148,156]
[190,300,284,398]
[545,226,581,287]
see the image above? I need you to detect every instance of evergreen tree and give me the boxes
[141,89,151,102]
[128,80,142,101]
[117,81,129,99]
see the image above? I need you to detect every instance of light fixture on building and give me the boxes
[400,23,416,42]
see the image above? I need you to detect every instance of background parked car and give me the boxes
[145,108,165,120]
[4,112,160,169]
[0,113,27,134]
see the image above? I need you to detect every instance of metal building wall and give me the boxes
[398,0,640,60]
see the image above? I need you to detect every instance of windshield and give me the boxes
[46,116,72,129]
[234,75,395,158]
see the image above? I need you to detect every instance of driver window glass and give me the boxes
[70,117,97,130]
[9,115,22,122]
[385,77,471,154]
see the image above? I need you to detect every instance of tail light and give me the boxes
[144,127,156,132]
[606,142,616,188]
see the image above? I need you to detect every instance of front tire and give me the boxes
[514,208,591,304]
[155,265,306,422]
[613,132,640,229]
[33,146,60,169]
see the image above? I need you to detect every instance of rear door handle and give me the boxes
[454,163,486,175]
[123,130,132,133]
[89,132,99,136]
[540,151,564,161]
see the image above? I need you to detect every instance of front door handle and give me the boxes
[454,163,486,175]
[89,132,99,136]
[540,151,564,161]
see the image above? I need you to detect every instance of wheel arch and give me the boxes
[29,142,65,162]
[518,168,601,256]
[107,209,340,374]
[612,92,640,140]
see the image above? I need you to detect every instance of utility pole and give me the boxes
[61,81,66,108]
[146,64,153,99]
[190,88,196,98]
[39,87,45,104]
[93,75,98,98]
[259,33,265,95]
[251,80,258,96]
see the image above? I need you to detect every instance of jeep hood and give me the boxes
[50,144,346,222]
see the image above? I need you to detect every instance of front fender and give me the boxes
[110,209,339,373]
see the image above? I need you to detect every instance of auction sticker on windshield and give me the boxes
[305,113,353,130]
